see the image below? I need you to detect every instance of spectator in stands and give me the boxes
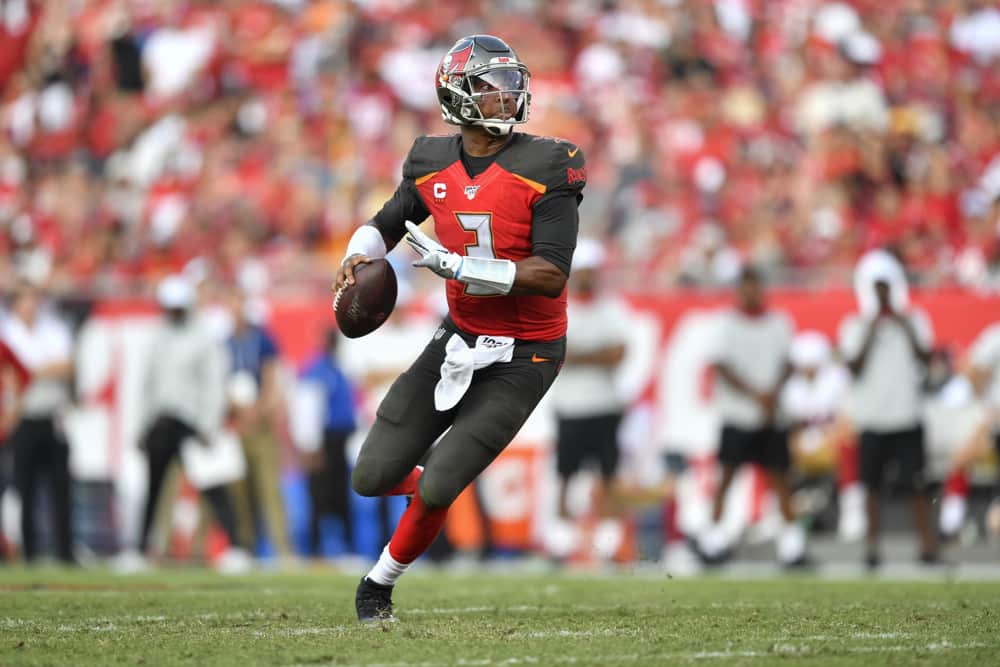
[677,223,742,288]
[0,2,996,294]
[223,286,292,561]
[547,239,630,563]
[839,250,939,568]
[1,279,75,564]
[695,265,807,568]
[297,327,356,558]
[134,275,247,569]
[795,30,889,136]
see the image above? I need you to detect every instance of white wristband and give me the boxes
[456,256,517,295]
[344,225,387,263]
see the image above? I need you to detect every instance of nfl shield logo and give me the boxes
[464,185,481,200]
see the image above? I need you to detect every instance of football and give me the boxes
[334,258,398,338]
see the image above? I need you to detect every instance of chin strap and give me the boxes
[479,122,513,136]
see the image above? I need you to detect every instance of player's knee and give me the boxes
[351,462,384,497]
[417,475,456,510]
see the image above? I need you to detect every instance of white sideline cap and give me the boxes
[157,274,195,310]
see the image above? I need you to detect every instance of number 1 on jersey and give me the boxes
[455,212,496,296]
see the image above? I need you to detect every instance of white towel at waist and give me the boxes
[435,333,515,411]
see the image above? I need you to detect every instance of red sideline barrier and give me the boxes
[268,288,1000,368]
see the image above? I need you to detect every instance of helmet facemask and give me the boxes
[465,68,530,135]
[438,58,531,136]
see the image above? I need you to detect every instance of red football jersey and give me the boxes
[374,133,586,341]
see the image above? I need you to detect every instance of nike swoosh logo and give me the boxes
[567,147,579,158]
[531,353,550,363]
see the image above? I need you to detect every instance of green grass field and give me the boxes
[1,567,998,666]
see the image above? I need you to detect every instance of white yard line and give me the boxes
[511,628,644,639]
[850,631,912,639]
[404,601,803,615]
[290,640,998,667]
[252,626,352,639]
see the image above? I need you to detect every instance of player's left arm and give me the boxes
[507,257,567,298]
[507,192,577,297]
[509,143,586,297]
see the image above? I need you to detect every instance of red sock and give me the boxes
[837,441,859,490]
[386,466,423,496]
[944,470,970,498]
[662,499,682,545]
[388,489,448,564]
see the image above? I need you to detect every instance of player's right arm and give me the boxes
[334,141,433,292]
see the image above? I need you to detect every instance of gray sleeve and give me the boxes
[371,178,430,247]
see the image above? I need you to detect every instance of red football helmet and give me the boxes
[436,35,531,136]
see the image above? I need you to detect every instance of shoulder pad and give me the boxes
[402,135,461,181]
[499,134,586,195]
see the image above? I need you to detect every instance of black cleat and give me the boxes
[864,549,881,571]
[355,577,395,623]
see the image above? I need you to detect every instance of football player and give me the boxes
[333,34,586,622]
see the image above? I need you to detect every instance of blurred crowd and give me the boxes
[1,0,1000,297]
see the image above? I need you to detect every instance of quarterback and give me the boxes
[333,34,586,622]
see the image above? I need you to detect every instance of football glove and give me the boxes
[404,221,516,295]
[405,220,463,279]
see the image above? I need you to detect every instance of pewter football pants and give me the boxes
[352,318,564,510]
